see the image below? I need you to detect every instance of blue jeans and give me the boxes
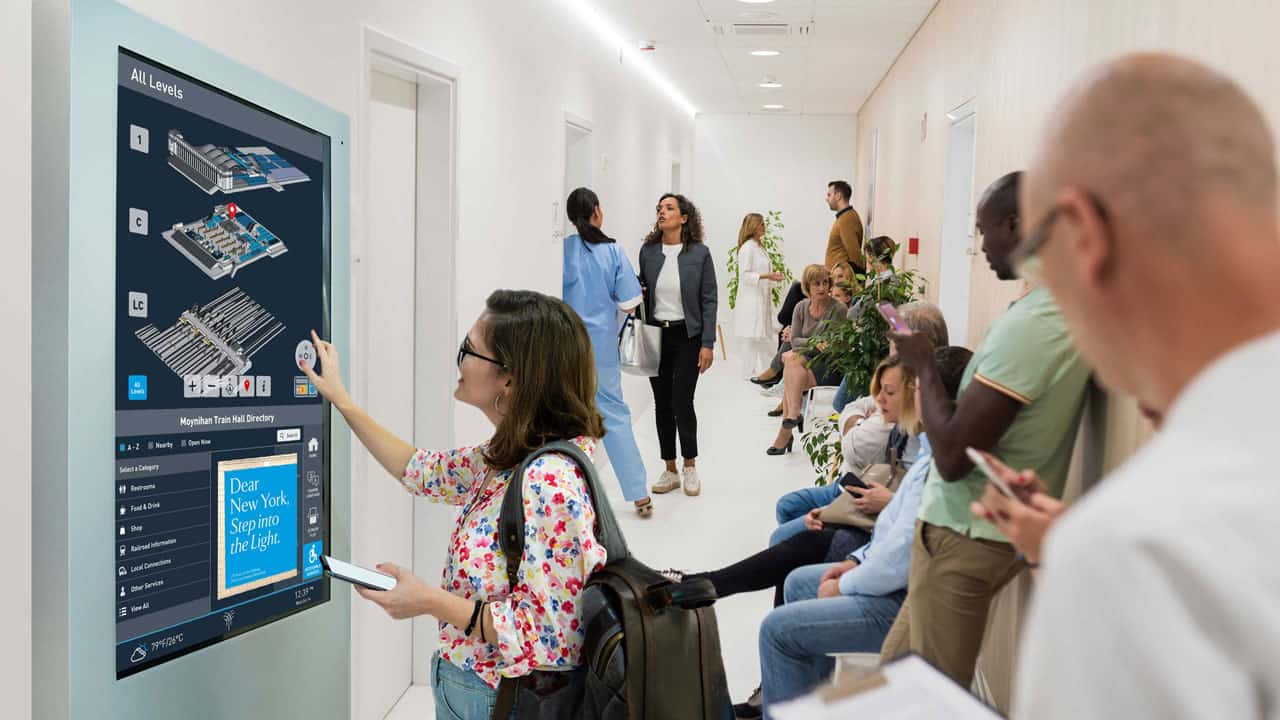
[757,564,907,717]
[432,651,515,720]
[832,377,854,413]
[770,484,844,546]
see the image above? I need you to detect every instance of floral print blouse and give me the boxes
[399,436,607,688]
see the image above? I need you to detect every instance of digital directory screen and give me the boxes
[114,48,331,678]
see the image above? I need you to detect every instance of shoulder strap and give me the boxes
[499,441,630,588]
[885,427,909,464]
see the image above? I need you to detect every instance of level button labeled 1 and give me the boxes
[277,428,302,443]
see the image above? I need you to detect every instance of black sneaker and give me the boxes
[732,687,763,719]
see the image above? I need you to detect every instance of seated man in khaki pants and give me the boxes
[880,171,1091,688]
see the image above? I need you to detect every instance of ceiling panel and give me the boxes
[589,0,935,114]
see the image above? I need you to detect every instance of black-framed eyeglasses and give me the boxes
[1013,191,1110,284]
[457,337,505,369]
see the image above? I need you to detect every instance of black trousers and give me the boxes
[690,526,872,607]
[649,323,702,460]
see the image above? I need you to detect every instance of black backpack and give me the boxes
[493,441,733,719]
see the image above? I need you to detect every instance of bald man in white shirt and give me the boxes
[1006,53,1280,718]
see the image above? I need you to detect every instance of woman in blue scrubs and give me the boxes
[562,187,653,517]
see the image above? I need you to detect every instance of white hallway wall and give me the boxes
[3,0,32,717]
[693,114,858,336]
[853,0,1280,709]
[78,1,694,718]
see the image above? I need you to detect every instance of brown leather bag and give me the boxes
[818,447,907,530]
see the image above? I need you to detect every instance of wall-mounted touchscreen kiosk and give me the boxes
[114,48,331,678]
[34,2,349,715]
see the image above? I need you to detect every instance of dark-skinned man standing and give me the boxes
[878,171,1091,688]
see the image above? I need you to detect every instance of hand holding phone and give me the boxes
[322,555,397,591]
[837,471,869,491]
[877,302,911,334]
[965,447,1022,502]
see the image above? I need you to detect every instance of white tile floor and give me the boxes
[387,362,818,718]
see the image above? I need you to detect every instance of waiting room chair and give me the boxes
[801,384,840,430]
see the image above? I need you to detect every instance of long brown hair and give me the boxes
[480,290,605,470]
[643,193,705,248]
[737,213,765,250]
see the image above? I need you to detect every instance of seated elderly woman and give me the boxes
[751,261,857,393]
[767,264,846,455]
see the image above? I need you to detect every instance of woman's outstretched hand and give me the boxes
[300,329,352,410]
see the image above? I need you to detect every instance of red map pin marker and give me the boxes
[227,202,238,219]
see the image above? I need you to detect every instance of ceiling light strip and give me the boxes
[557,0,698,116]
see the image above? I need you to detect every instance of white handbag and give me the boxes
[618,299,662,377]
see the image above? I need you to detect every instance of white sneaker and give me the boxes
[682,467,701,496]
[651,470,682,494]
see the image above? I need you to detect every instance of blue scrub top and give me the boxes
[562,234,643,352]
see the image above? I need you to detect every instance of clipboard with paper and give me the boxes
[771,654,1004,720]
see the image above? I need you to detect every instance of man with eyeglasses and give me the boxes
[879,171,1092,689]
[971,53,1280,719]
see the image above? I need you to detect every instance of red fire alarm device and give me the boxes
[908,237,920,255]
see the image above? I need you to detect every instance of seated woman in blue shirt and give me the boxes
[749,346,973,719]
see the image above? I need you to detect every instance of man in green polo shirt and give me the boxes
[880,171,1091,688]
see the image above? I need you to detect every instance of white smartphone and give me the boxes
[322,555,397,591]
[965,447,1020,501]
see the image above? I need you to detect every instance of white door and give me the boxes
[564,121,593,235]
[361,55,460,708]
[408,72,459,687]
[938,109,977,347]
[357,67,419,719]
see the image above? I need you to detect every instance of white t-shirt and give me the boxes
[1013,330,1280,720]
[653,244,685,321]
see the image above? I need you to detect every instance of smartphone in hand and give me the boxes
[877,302,910,333]
[322,555,397,591]
[965,447,1022,502]
[838,472,869,491]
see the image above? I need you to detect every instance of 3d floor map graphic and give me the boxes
[135,286,285,378]
[162,203,288,279]
[167,128,311,195]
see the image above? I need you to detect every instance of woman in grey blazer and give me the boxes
[637,193,718,498]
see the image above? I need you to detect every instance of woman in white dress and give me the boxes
[733,213,785,377]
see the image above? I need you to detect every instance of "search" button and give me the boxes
[277,428,302,443]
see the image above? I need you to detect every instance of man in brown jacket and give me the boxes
[824,180,865,273]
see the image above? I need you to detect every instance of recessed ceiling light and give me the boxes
[738,0,775,4]
[762,104,785,110]
[758,78,783,88]
[750,50,781,57]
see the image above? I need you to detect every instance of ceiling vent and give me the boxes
[710,22,812,37]
[734,23,788,36]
